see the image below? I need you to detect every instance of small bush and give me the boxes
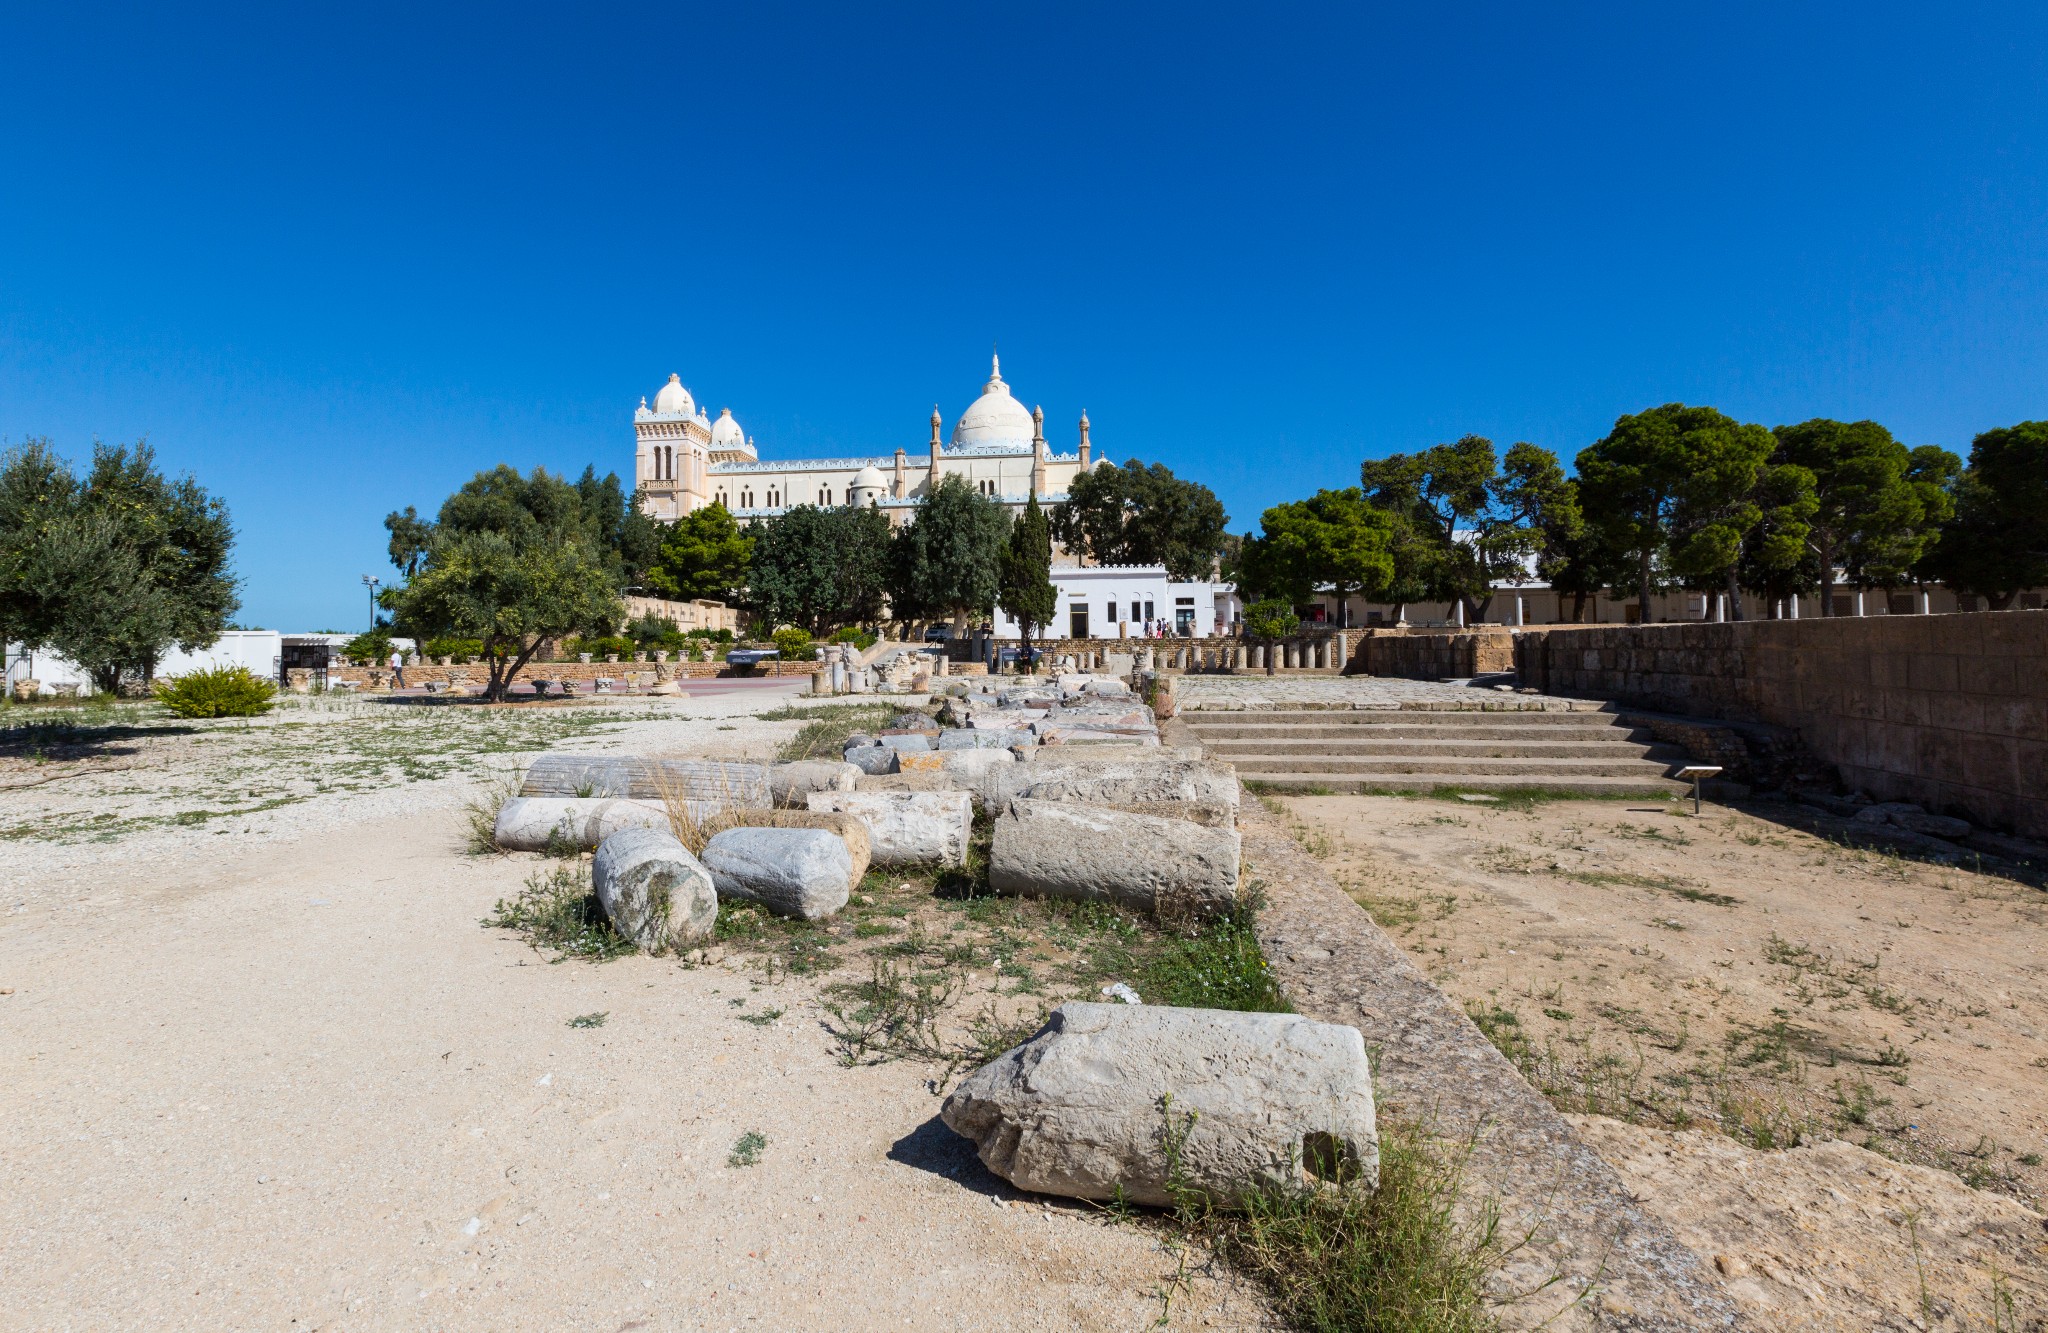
[152,665,278,718]
[627,613,687,651]
[422,636,484,662]
[563,634,635,659]
[771,627,815,659]
[1243,598,1298,641]
[831,626,878,650]
[685,627,734,643]
[343,628,393,665]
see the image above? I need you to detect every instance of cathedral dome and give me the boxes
[950,354,1035,449]
[710,408,744,448]
[652,374,694,416]
[852,464,886,491]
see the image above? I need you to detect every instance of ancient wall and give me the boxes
[1515,613,2048,836]
[323,657,813,692]
[1345,627,1517,680]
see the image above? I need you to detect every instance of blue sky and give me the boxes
[3,4,2044,631]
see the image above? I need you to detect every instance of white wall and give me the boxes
[992,566,1224,639]
[3,645,96,695]
[158,630,284,680]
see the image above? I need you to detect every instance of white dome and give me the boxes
[652,373,694,416]
[710,408,744,447]
[852,464,886,491]
[950,354,1036,449]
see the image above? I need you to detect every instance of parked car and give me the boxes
[922,625,955,643]
[725,648,780,667]
[995,645,1047,669]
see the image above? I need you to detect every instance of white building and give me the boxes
[4,630,283,696]
[633,355,1103,527]
[991,565,1226,640]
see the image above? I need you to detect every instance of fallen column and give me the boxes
[492,796,669,852]
[591,827,718,952]
[700,826,855,920]
[942,1003,1377,1208]
[805,790,973,867]
[989,799,1240,915]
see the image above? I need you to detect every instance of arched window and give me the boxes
[768,488,779,507]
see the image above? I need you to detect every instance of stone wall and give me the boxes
[1345,627,1517,679]
[1515,613,2048,836]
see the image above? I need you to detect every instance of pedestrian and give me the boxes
[389,647,406,690]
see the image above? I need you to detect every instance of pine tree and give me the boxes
[998,493,1057,667]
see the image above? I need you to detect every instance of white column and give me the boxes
[1789,594,1800,619]
[1713,593,1725,623]
[1452,600,1466,628]
[1512,595,1525,626]
[1855,589,1866,616]
[1919,589,1932,615]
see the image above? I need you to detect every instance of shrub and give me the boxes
[422,636,484,662]
[627,613,687,651]
[564,634,636,659]
[1243,598,1298,640]
[831,627,878,650]
[685,627,734,643]
[771,627,814,659]
[152,665,278,718]
[343,628,393,665]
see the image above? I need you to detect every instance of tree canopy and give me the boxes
[1919,421,2048,608]
[1358,436,1572,621]
[0,438,239,691]
[1574,404,1779,621]
[896,475,1009,626]
[1239,488,1393,619]
[1769,419,1957,612]
[389,463,654,589]
[746,503,894,634]
[1049,460,1228,581]
[647,501,753,603]
[383,464,625,699]
[997,492,1058,651]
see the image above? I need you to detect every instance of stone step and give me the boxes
[1226,754,1680,779]
[1204,738,1684,760]
[1182,708,1615,727]
[1242,771,1686,795]
[1187,721,1651,742]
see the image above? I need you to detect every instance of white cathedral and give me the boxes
[632,355,1102,527]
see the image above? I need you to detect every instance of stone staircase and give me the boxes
[1182,704,1690,795]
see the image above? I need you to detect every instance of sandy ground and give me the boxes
[1,690,1258,1331]
[1280,790,2048,1328]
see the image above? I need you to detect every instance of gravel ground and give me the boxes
[1,687,1260,1330]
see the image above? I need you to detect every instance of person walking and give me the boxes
[388,647,406,691]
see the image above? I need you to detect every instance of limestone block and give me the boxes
[873,733,934,753]
[768,760,861,804]
[942,1003,1376,1208]
[980,758,1241,813]
[492,796,669,852]
[897,748,1018,783]
[805,790,973,867]
[700,826,854,920]
[591,827,718,952]
[520,755,770,807]
[936,728,1033,750]
[989,799,1239,915]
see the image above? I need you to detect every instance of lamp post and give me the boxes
[361,575,381,630]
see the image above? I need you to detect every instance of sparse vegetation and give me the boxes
[1179,1111,1510,1333]
[484,863,634,962]
[764,701,899,761]
[567,1011,608,1028]
[727,1131,768,1168]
